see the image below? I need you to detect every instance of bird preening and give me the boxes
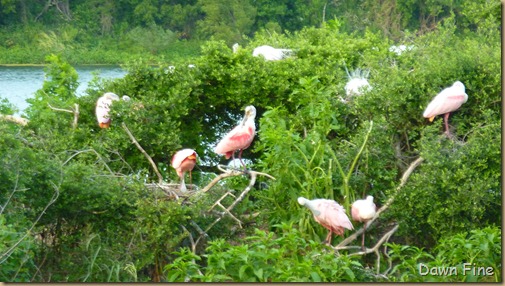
[423,81,468,137]
[298,197,354,245]
[171,148,198,192]
[351,195,377,251]
[95,92,132,128]
[214,105,257,171]
[96,92,120,128]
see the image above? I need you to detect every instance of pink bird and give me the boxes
[423,81,468,136]
[214,105,256,170]
[298,197,354,245]
[351,195,377,250]
[96,92,120,128]
[171,148,198,192]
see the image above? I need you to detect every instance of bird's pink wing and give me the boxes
[171,149,196,169]
[423,88,467,118]
[315,200,354,232]
[215,124,255,155]
[96,98,112,123]
[351,204,361,222]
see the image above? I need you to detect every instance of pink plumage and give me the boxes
[171,148,197,192]
[351,196,377,223]
[171,148,197,178]
[96,92,120,128]
[215,105,256,160]
[423,81,468,120]
[298,197,353,244]
[351,195,377,250]
[423,81,468,135]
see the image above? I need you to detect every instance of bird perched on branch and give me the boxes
[253,45,293,61]
[171,148,198,192]
[96,92,120,128]
[351,195,377,251]
[423,81,468,136]
[215,105,256,171]
[298,197,353,245]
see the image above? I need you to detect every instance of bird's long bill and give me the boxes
[428,116,435,122]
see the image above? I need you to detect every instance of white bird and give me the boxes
[252,45,293,61]
[389,44,415,55]
[344,68,371,98]
[351,195,377,250]
[232,43,240,53]
[96,92,120,128]
[423,81,468,136]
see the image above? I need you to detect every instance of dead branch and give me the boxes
[336,157,424,248]
[192,166,275,247]
[121,122,164,184]
[62,149,115,175]
[0,114,29,126]
[47,103,79,129]
[336,224,399,273]
[200,165,275,193]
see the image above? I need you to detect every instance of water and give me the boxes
[0,65,127,115]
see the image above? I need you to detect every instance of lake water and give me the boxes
[0,65,127,115]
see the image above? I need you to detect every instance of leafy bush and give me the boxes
[165,223,376,282]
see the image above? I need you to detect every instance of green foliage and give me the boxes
[387,226,501,282]
[165,223,375,282]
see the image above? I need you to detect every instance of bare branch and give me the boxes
[47,103,79,129]
[336,157,424,248]
[0,115,29,126]
[122,123,164,184]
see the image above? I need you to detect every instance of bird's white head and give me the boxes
[244,105,256,119]
[366,195,374,201]
[297,197,307,206]
[103,92,120,101]
[122,95,131,101]
[453,81,465,92]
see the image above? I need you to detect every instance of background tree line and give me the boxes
[0,0,500,64]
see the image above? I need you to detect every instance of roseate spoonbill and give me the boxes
[344,67,371,98]
[96,92,120,128]
[215,105,256,170]
[298,197,354,245]
[351,195,377,251]
[423,81,468,136]
[253,45,293,61]
[171,148,198,192]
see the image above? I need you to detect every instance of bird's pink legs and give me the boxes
[237,149,248,171]
[361,223,367,251]
[189,171,192,191]
[324,231,332,245]
[443,112,452,137]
